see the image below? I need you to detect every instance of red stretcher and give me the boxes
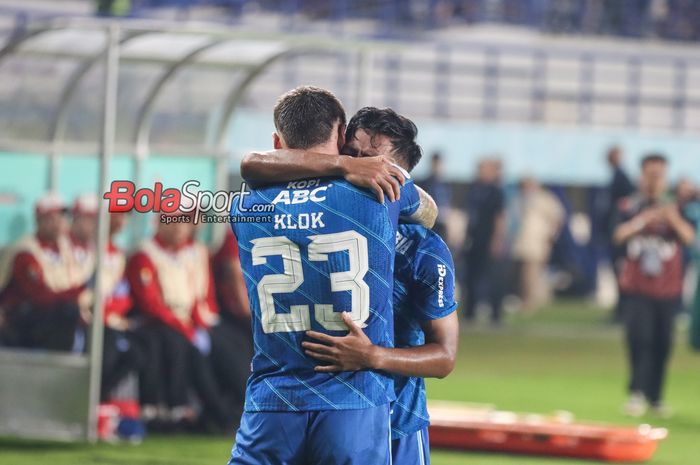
[428,402,667,463]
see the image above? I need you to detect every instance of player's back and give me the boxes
[392,223,457,438]
[232,177,403,412]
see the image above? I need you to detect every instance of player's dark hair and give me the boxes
[273,86,346,150]
[641,153,668,168]
[346,107,423,172]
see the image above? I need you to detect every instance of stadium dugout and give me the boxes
[0,17,332,442]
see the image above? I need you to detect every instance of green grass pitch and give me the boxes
[2,301,698,464]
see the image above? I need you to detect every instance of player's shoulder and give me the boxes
[396,223,426,255]
[399,224,448,252]
[324,179,396,226]
[398,223,428,243]
[396,224,451,268]
[407,226,454,272]
[328,178,387,204]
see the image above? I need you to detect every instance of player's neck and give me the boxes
[304,140,339,156]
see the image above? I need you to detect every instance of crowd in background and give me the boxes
[0,146,698,434]
[419,148,700,325]
[98,0,700,42]
[421,152,568,324]
[421,148,699,416]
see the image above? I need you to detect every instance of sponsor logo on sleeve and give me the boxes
[437,263,447,307]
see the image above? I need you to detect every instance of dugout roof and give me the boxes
[0,17,327,166]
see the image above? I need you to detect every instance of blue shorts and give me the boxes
[391,427,430,465]
[228,404,391,465]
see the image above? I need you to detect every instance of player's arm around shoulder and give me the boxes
[302,232,459,379]
[302,311,458,379]
[240,149,345,184]
[415,313,459,379]
[240,149,405,204]
[375,230,459,379]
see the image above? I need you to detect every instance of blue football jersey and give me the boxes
[232,176,420,412]
[391,223,457,438]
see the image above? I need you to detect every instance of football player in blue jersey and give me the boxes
[228,87,438,465]
[241,106,459,465]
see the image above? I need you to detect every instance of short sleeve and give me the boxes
[398,177,420,217]
[411,236,458,321]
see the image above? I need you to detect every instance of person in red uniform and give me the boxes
[101,211,136,399]
[67,194,100,352]
[126,211,233,431]
[69,194,99,286]
[0,192,89,351]
[613,154,696,417]
[209,227,252,417]
[103,212,131,332]
[99,211,161,414]
[212,228,250,327]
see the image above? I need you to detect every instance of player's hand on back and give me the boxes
[303,312,377,373]
[340,155,405,204]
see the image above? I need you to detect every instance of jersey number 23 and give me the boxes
[251,230,370,334]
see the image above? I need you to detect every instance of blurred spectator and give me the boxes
[209,228,252,418]
[691,248,700,350]
[512,177,565,311]
[0,193,89,351]
[676,178,700,276]
[70,194,98,248]
[613,154,695,417]
[462,158,507,324]
[420,152,451,238]
[124,0,700,42]
[69,194,100,341]
[103,213,131,332]
[606,146,636,322]
[126,213,234,431]
[211,228,250,325]
[675,178,700,244]
[100,212,160,414]
[607,147,636,229]
[675,179,700,351]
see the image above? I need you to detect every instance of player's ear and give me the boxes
[336,124,346,152]
[273,132,283,150]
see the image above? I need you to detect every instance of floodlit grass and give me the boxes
[2,300,698,465]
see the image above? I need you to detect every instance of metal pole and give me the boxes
[86,22,120,443]
[48,152,58,191]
